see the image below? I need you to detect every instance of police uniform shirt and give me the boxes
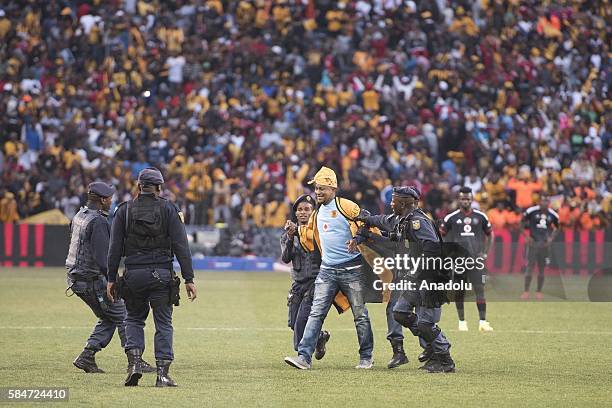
[401,209,441,246]
[107,193,194,283]
[280,230,321,283]
[399,209,443,282]
[67,206,111,277]
[88,210,111,275]
[440,209,492,256]
[362,214,401,234]
[523,205,559,243]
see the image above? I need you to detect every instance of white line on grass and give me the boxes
[1,326,611,335]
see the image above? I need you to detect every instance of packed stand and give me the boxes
[0,0,609,240]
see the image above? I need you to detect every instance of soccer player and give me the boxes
[521,194,559,300]
[440,187,494,332]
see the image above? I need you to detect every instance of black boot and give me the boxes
[125,349,143,386]
[387,340,409,369]
[73,345,104,373]
[141,359,157,373]
[314,330,331,360]
[418,346,434,366]
[127,358,156,373]
[425,352,455,373]
[156,360,177,387]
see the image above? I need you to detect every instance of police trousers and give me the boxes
[68,274,127,351]
[123,268,174,360]
[393,289,451,354]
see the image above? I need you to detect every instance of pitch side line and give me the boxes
[1,326,611,335]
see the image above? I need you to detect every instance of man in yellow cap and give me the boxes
[284,167,375,370]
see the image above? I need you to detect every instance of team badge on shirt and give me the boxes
[331,210,337,218]
[323,223,329,231]
[412,220,420,230]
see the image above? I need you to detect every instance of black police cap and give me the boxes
[392,186,420,200]
[292,194,315,214]
[138,167,164,185]
[88,182,116,198]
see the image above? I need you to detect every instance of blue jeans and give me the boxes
[297,265,373,364]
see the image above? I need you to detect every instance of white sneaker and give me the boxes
[355,358,374,369]
[284,356,311,370]
[479,320,494,332]
[458,320,469,331]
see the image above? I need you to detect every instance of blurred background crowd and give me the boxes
[0,0,610,238]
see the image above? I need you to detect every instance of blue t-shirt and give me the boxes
[317,199,360,267]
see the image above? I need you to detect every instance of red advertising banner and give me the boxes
[0,224,69,267]
[0,224,610,272]
[486,229,609,276]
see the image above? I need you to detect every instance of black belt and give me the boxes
[125,263,173,271]
[68,274,101,283]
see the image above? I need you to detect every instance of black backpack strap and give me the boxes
[125,201,130,235]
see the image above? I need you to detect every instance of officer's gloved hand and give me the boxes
[356,226,373,240]
[354,209,372,224]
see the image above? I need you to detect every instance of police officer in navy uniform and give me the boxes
[67,182,155,374]
[106,168,197,387]
[353,187,410,369]
[280,194,330,358]
[358,187,455,373]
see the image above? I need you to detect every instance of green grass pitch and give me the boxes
[0,268,611,407]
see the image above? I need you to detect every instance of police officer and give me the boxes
[521,194,559,300]
[106,168,197,387]
[353,187,410,369]
[358,186,455,373]
[281,194,330,358]
[67,182,155,374]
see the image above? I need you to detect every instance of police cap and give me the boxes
[392,186,420,200]
[88,182,116,198]
[292,194,316,214]
[138,167,164,185]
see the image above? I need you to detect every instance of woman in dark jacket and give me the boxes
[280,194,330,358]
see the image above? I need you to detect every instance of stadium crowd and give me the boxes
[0,0,610,235]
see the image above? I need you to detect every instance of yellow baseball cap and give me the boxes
[308,166,337,188]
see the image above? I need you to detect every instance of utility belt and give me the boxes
[124,261,174,270]
[68,273,101,283]
[65,272,109,312]
[117,268,181,308]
